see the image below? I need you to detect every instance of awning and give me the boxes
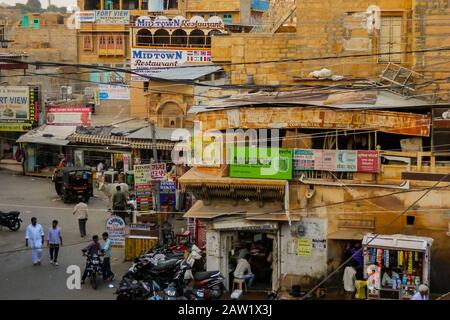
[362,233,433,250]
[127,126,193,140]
[68,133,176,150]
[213,219,279,231]
[17,125,76,146]
[327,230,370,240]
[183,200,286,221]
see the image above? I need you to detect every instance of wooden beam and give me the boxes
[402,171,450,182]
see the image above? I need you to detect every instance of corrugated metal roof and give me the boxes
[17,125,76,146]
[127,126,193,140]
[151,66,222,81]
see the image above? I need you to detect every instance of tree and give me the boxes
[47,4,66,13]
[25,0,42,12]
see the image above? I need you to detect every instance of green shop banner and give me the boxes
[229,147,293,180]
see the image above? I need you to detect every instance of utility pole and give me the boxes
[150,121,162,244]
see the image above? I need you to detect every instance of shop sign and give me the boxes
[131,49,211,81]
[229,147,293,180]
[95,10,130,24]
[134,164,154,212]
[151,163,166,180]
[29,86,39,124]
[357,150,380,173]
[46,107,91,126]
[213,221,278,231]
[98,84,130,100]
[293,149,314,170]
[135,15,224,30]
[105,216,125,247]
[0,86,30,122]
[336,150,357,172]
[0,123,31,132]
[160,181,176,207]
[296,238,312,256]
[75,11,95,23]
[134,164,152,184]
[129,223,151,231]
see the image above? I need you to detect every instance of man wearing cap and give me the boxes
[411,284,429,300]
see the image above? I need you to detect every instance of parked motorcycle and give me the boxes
[83,253,102,290]
[183,268,226,300]
[0,211,22,231]
[115,278,163,300]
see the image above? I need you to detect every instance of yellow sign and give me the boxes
[297,238,312,256]
[0,123,32,132]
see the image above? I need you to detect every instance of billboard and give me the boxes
[95,10,130,24]
[46,107,91,126]
[0,86,29,121]
[230,147,293,180]
[131,48,211,81]
[98,85,130,100]
[75,11,95,23]
[135,15,225,30]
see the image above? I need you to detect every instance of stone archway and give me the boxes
[157,101,184,128]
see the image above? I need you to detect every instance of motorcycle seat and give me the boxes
[151,259,179,270]
[194,271,221,281]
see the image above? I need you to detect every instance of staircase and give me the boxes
[251,0,297,33]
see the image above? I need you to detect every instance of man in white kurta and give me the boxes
[25,217,44,265]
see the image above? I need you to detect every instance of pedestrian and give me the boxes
[411,284,429,300]
[47,220,63,266]
[73,201,88,237]
[25,217,44,266]
[343,260,357,300]
[233,253,255,288]
[96,161,104,173]
[112,185,127,221]
[101,232,114,281]
[81,235,102,285]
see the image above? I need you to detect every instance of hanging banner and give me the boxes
[105,216,125,247]
[357,150,380,173]
[296,238,312,257]
[98,85,130,100]
[95,10,130,24]
[46,107,91,126]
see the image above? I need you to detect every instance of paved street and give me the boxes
[0,170,130,300]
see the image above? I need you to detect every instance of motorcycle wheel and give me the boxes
[184,290,197,300]
[8,220,21,231]
[210,285,223,299]
[90,273,98,290]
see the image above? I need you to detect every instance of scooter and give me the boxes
[0,211,22,231]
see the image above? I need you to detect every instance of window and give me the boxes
[0,25,5,41]
[378,16,402,63]
[116,35,124,48]
[83,35,93,51]
[99,35,107,49]
[21,16,29,28]
[223,14,232,24]
[107,35,115,49]
[136,29,152,46]
[32,18,40,29]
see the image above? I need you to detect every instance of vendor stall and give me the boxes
[362,233,433,300]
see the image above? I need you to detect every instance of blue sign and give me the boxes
[99,92,109,100]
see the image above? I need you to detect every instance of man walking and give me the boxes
[343,260,357,300]
[47,220,63,266]
[101,232,114,281]
[112,185,127,221]
[25,217,44,266]
[73,201,88,237]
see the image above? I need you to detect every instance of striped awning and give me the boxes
[68,133,176,150]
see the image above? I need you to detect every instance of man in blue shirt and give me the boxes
[47,220,62,266]
[101,232,114,281]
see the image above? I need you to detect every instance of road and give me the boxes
[0,170,130,300]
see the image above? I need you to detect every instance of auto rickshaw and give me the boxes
[54,167,93,203]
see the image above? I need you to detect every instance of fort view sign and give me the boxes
[135,15,225,30]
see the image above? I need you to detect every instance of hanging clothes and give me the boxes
[384,249,389,268]
[398,250,403,266]
[376,249,383,267]
[408,251,413,274]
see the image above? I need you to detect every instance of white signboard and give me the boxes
[76,11,95,23]
[131,49,211,81]
[98,85,130,100]
[47,107,91,126]
[105,216,126,247]
[150,163,166,180]
[0,86,29,121]
[95,10,130,24]
[135,15,225,30]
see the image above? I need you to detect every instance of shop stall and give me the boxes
[362,233,433,300]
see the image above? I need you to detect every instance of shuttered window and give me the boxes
[378,16,402,63]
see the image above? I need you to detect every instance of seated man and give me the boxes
[233,254,255,288]
[81,235,102,284]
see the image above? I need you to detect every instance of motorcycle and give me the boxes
[183,268,226,300]
[115,278,163,300]
[0,211,22,231]
[83,253,102,290]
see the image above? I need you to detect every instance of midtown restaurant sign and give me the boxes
[135,15,225,30]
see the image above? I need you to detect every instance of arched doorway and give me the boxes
[171,29,188,46]
[136,29,152,46]
[154,29,170,45]
[206,29,222,46]
[189,29,205,47]
[158,102,183,128]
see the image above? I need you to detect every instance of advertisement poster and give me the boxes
[160,181,176,207]
[336,150,357,172]
[296,238,312,257]
[293,149,315,170]
[150,163,167,180]
[46,107,91,126]
[131,49,211,81]
[0,86,30,122]
[105,216,125,247]
[95,10,130,24]
[134,164,153,212]
[321,150,337,171]
[229,147,293,180]
[98,85,130,100]
[357,150,380,173]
